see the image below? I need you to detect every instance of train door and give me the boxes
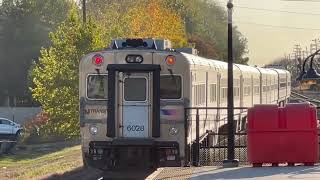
[120,72,151,138]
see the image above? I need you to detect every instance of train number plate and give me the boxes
[126,125,144,131]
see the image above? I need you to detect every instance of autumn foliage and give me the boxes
[87,0,187,48]
[125,0,187,47]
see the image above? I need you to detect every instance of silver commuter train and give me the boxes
[79,39,291,170]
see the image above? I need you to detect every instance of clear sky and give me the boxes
[217,0,320,66]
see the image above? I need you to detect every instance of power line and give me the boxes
[235,5,320,16]
[215,0,320,15]
[235,20,320,31]
[281,0,320,2]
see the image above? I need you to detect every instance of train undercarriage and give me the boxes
[84,140,181,170]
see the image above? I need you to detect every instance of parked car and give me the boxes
[0,118,23,140]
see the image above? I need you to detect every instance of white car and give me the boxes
[0,118,23,139]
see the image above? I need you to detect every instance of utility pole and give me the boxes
[311,39,318,54]
[82,0,86,23]
[293,44,301,59]
[223,0,239,168]
[293,44,302,72]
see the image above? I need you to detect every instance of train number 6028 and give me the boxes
[127,125,144,131]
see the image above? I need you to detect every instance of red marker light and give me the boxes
[92,54,104,66]
[166,55,176,66]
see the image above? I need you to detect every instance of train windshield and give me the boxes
[87,75,108,99]
[160,75,182,99]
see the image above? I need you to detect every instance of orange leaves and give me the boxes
[87,0,187,47]
[125,0,187,47]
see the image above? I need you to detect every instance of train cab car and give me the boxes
[79,38,291,170]
[80,39,196,170]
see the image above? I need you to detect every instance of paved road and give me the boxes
[150,165,320,180]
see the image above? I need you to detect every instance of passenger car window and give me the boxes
[87,75,108,100]
[160,75,182,99]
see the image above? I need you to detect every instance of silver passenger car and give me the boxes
[79,39,291,170]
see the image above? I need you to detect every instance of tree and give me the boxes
[164,0,249,64]
[87,0,248,63]
[31,9,106,138]
[125,0,187,47]
[188,35,218,59]
[87,0,187,47]
[0,0,73,105]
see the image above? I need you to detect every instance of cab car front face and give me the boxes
[79,48,188,169]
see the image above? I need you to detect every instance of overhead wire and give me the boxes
[234,5,320,16]
[215,0,320,16]
[234,21,320,31]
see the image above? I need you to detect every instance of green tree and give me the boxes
[31,9,106,138]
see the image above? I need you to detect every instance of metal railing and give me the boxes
[185,107,249,166]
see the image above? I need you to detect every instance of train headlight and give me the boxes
[126,55,143,63]
[169,127,179,136]
[89,126,98,135]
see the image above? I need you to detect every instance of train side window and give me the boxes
[210,84,216,102]
[87,75,108,100]
[234,87,240,97]
[280,82,286,88]
[194,85,197,105]
[201,84,205,104]
[221,87,227,99]
[160,75,182,99]
[253,86,260,95]
[244,86,250,96]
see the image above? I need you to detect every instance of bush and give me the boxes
[31,9,106,139]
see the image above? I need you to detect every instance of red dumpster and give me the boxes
[247,103,318,166]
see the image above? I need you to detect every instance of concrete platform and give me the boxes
[148,165,320,180]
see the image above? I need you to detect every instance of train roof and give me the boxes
[234,64,260,74]
[80,44,289,77]
[271,68,289,75]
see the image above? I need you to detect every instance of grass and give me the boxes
[0,142,84,180]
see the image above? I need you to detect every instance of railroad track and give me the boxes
[290,91,320,106]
